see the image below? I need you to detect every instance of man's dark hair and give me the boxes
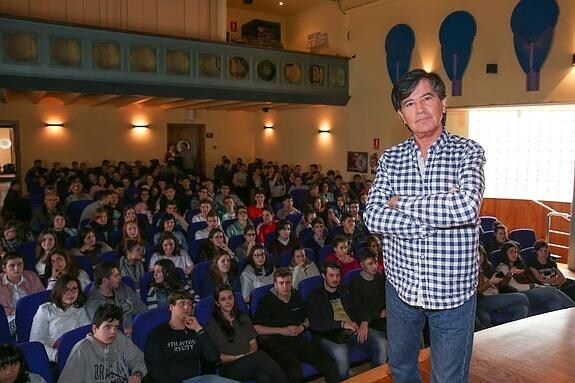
[96,189,114,201]
[282,194,293,202]
[94,262,118,286]
[311,217,325,227]
[273,267,292,281]
[358,247,377,263]
[322,261,342,275]
[92,303,123,327]
[2,251,24,266]
[391,69,447,111]
[168,290,195,307]
[533,239,548,252]
[341,212,354,222]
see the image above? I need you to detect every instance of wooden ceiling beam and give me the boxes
[23,90,47,104]
[208,101,273,111]
[161,99,214,110]
[139,97,184,107]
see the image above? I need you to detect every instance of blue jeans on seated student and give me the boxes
[318,327,388,380]
[386,280,476,383]
[477,292,530,328]
[522,286,575,313]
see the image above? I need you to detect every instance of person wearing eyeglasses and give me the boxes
[240,245,275,303]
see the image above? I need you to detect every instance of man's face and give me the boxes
[284,198,293,208]
[255,193,265,204]
[313,222,324,237]
[207,216,219,229]
[199,203,211,216]
[105,268,122,290]
[220,186,230,196]
[93,319,120,345]
[349,203,359,215]
[165,188,176,200]
[361,257,379,276]
[224,198,235,211]
[44,194,59,209]
[323,267,341,289]
[3,258,24,282]
[343,217,356,232]
[170,299,193,321]
[397,79,446,138]
[274,276,292,298]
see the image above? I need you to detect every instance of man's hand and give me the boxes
[357,321,369,343]
[280,325,301,336]
[128,372,142,383]
[388,195,399,209]
[342,321,358,332]
[185,316,203,332]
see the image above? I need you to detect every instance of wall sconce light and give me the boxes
[572,54,575,66]
[263,124,274,130]
[45,123,64,127]
[318,128,331,134]
[132,124,149,129]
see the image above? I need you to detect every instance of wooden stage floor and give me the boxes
[345,307,575,383]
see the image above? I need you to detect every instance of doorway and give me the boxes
[167,123,205,176]
[0,120,20,215]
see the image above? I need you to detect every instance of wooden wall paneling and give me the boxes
[29,0,66,22]
[197,0,210,40]
[141,0,159,34]
[82,0,101,27]
[126,0,144,33]
[184,0,200,39]
[64,0,85,24]
[157,0,185,37]
[0,0,31,16]
[105,0,123,30]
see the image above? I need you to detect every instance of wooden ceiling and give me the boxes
[0,89,322,112]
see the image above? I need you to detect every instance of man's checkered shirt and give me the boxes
[364,130,485,310]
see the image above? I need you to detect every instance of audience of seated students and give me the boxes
[475,245,530,330]
[196,228,236,264]
[308,262,388,380]
[45,249,91,290]
[0,251,45,334]
[88,207,113,244]
[58,303,147,382]
[79,190,113,227]
[70,226,113,266]
[1,181,31,223]
[303,217,327,258]
[325,236,361,276]
[85,262,147,336]
[145,290,237,383]
[0,344,46,383]
[290,246,320,289]
[485,221,509,254]
[329,212,367,249]
[205,285,290,383]
[248,190,266,221]
[118,239,145,291]
[528,240,575,301]
[148,232,194,276]
[267,220,300,266]
[199,253,240,298]
[34,229,59,279]
[252,267,339,383]
[275,195,300,221]
[146,259,199,309]
[153,213,188,252]
[133,187,154,223]
[348,249,388,344]
[30,188,62,234]
[195,211,222,240]
[1,221,31,253]
[294,209,315,238]
[240,245,275,303]
[191,199,212,223]
[226,206,252,238]
[256,207,276,244]
[48,213,76,246]
[495,241,574,313]
[233,226,257,261]
[365,234,384,273]
[30,275,90,363]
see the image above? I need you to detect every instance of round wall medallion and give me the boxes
[4,32,38,62]
[51,38,81,66]
[198,53,221,78]
[92,42,120,70]
[257,60,276,81]
[283,63,302,84]
[229,56,249,80]
[166,50,190,75]
[130,46,157,73]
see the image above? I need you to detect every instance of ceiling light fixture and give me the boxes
[45,123,64,127]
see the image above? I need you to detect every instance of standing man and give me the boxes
[364,69,485,382]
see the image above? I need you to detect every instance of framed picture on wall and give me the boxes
[347,151,368,173]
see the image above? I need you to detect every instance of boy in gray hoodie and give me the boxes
[59,303,147,382]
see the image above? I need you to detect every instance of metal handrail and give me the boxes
[545,211,571,250]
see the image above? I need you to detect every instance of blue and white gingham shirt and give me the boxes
[364,130,485,310]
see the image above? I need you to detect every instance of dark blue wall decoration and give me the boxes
[384,24,415,84]
[439,11,476,96]
[511,0,559,91]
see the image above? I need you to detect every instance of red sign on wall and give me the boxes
[230,21,237,32]
[373,138,380,150]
